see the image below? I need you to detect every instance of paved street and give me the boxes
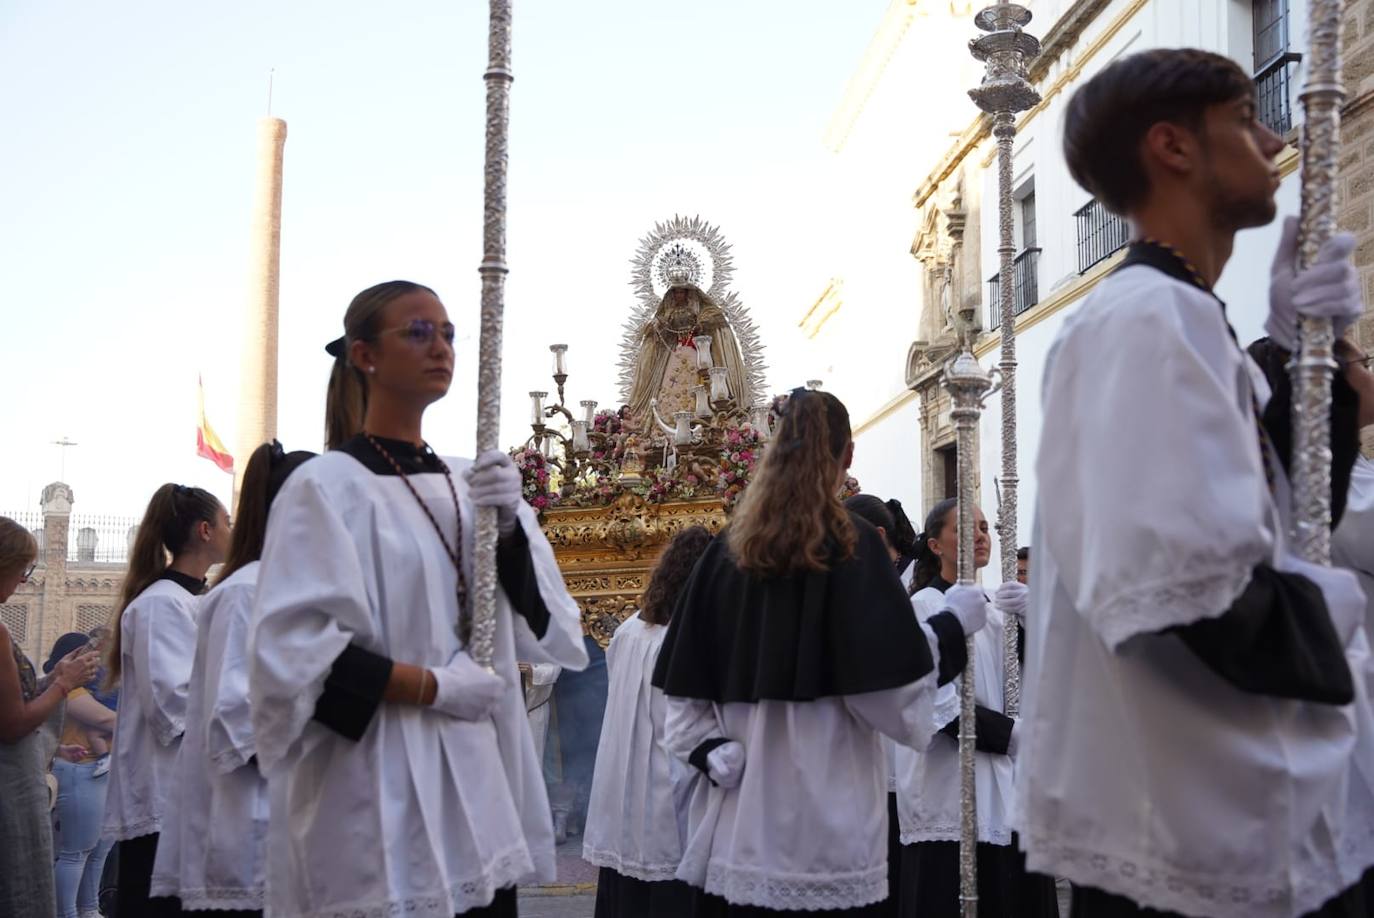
[518,889,597,917]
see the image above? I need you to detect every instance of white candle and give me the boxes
[530,391,547,425]
[693,335,714,370]
[580,400,598,424]
[572,420,590,453]
[751,404,772,440]
[693,386,711,418]
[709,366,730,403]
[550,344,568,376]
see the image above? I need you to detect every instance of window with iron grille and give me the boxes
[1253,0,1296,135]
[76,604,111,635]
[1073,198,1129,274]
[0,604,28,644]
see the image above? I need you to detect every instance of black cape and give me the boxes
[651,513,937,703]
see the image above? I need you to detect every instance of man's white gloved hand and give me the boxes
[466,449,524,536]
[430,650,506,721]
[994,581,1029,620]
[941,584,988,636]
[1267,215,1363,350]
[706,741,746,788]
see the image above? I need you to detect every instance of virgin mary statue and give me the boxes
[624,260,752,427]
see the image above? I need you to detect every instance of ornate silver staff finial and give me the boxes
[469,0,513,670]
[969,2,1039,734]
[942,344,995,918]
[1290,0,1347,565]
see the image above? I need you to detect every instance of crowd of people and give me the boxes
[2,46,1374,918]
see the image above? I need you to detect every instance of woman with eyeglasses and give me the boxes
[651,389,987,917]
[0,517,102,917]
[249,280,588,918]
[103,484,232,918]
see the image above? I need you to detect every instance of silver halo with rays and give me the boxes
[619,215,767,406]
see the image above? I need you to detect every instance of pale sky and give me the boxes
[0,0,887,519]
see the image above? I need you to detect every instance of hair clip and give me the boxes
[269,439,287,462]
[325,336,346,358]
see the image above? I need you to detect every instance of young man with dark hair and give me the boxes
[1021,48,1373,917]
[1016,546,1029,586]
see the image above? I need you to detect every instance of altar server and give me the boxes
[104,484,231,917]
[1022,49,1368,918]
[150,441,313,915]
[894,499,1057,918]
[843,493,924,918]
[249,280,588,918]
[584,524,713,918]
[1261,334,1374,906]
[652,388,987,917]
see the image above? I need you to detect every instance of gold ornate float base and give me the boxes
[542,493,726,648]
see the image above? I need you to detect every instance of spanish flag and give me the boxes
[196,376,234,474]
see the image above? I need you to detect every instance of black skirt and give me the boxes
[897,839,1059,918]
[595,867,694,918]
[690,888,888,917]
[453,886,518,917]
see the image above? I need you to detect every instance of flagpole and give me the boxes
[1290,0,1346,564]
[469,0,513,670]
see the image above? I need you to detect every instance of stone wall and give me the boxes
[1347,1,1374,353]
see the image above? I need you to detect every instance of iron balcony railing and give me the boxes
[988,247,1042,329]
[1256,53,1300,136]
[1074,198,1129,274]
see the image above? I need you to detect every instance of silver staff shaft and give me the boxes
[943,349,994,918]
[1290,0,1346,565]
[470,0,513,670]
[969,3,1040,718]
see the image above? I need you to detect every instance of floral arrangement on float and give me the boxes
[509,446,559,512]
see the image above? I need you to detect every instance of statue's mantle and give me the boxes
[542,494,726,647]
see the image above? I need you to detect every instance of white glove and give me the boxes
[994,581,1028,620]
[466,449,523,536]
[1266,216,1363,350]
[429,651,506,721]
[1006,718,1021,759]
[940,584,988,636]
[706,741,745,788]
[1279,553,1366,647]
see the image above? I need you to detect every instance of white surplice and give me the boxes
[662,621,947,911]
[103,577,199,841]
[249,451,588,918]
[1327,455,1374,891]
[895,587,1014,846]
[582,612,681,882]
[150,561,269,910]
[1019,263,1358,918]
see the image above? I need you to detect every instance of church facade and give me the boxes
[807,0,1374,577]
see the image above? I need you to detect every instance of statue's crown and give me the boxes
[662,243,700,288]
